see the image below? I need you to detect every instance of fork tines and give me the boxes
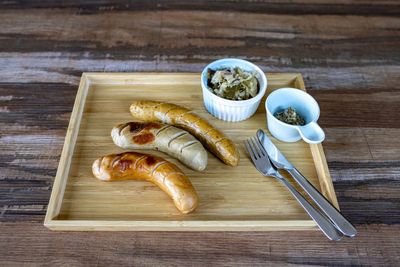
[244,136,267,160]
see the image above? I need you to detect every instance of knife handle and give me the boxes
[287,168,357,237]
[277,175,342,241]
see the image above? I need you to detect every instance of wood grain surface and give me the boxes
[1,0,399,265]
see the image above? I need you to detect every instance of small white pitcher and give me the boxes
[265,88,325,144]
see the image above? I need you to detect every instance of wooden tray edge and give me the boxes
[44,74,90,224]
[310,144,340,209]
[44,220,318,231]
[83,72,302,85]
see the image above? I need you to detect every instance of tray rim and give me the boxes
[44,72,339,231]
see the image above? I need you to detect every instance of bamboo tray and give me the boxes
[44,73,339,231]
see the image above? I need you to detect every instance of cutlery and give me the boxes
[257,129,357,237]
[244,136,343,241]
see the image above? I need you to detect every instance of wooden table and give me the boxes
[1,1,399,265]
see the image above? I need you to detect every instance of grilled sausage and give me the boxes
[111,122,207,171]
[130,101,239,166]
[92,152,198,214]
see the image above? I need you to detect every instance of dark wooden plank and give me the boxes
[0,9,399,90]
[0,223,399,266]
[1,0,400,16]
[0,83,75,130]
[311,88,400,129]
[1,9,399,65]
[323,128,400,161]
[0,83,74,223]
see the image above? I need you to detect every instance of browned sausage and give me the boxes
[130,101,239,166]
[111,122,208,171]
[92,152,198,214]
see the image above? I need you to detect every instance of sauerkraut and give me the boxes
[206,67,259,101]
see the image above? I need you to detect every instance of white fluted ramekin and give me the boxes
[201,58,267,122]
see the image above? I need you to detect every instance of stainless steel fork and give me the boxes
[244,136,343,241]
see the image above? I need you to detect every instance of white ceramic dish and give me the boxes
[201,58,267,122]
[265,88,325,144]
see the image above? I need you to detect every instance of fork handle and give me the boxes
[288,168,357,237]
[278,175,343,241]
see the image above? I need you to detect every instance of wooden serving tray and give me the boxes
[44,73,339,231]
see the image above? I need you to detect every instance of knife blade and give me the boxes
[256,129,293,170]
[257,129,357,238]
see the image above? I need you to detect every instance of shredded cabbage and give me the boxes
[206,67,259,101]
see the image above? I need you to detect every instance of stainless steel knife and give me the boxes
[257,129,357,237]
